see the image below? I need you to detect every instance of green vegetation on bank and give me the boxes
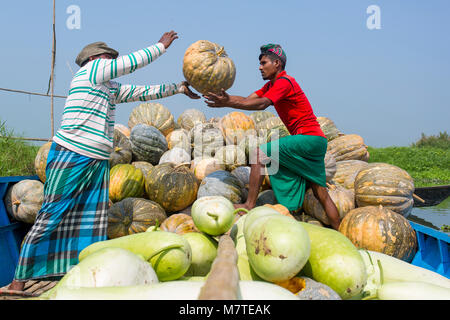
[367,131,450,187]
[0,120,40,177]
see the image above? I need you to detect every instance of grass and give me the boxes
[367,131,450,187]
[0,119,40,177]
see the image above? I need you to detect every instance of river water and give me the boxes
[408,196,450,234]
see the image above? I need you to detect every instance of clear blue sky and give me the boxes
[1,0,449,147]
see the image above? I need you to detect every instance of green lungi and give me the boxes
[259,134,328,211]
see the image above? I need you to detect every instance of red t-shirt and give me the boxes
[254,71,326,138]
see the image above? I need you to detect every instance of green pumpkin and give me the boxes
[130,124,168,165]
[5,180,44,224]
[107,197,167,239]
[197,170,247,204]
[109,164,145,203]
[145,163,199,213]
[109,129,132,168]
[188,122,224,159]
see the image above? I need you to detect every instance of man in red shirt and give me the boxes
[204,44,340,230]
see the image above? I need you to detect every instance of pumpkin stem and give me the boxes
[206,212,219,220]
[13,200,21,206]
[377,259,384,285]
[114,147,122,152]
[232,208,248,216]
[147,244,184,261]
[216,46,224,56]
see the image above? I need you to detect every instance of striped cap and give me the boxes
[260,44,286,65]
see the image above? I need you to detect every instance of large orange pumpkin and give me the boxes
[160,213,199,235]
[339,205,417,262]
[219,112,256,145]
[354,162,415,217]
[107,197,167,239]
[109,164,145,203]
[182,40,236,95]
[34,141,52,183]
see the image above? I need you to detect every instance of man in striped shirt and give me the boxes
[8,31,199,291]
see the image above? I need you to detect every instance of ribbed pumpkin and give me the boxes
[34,141,52,183]
[324,152,337,182]
[338,205,417,262]
[326,134,369,162]
[256,116,284,136]
[145,163,199,213]
[219,111,256,145]
[249,111,276,125]
[214,145,247,171]
[192,157,225,181]
[5,180,44,224]
[109,164,145,203]
[266,124,290,142]
[166,128,191,154]
[182,40,236,95]
[114,123,131,138]
[354,162,415,217]
[256,189,277,206]
[237,134,266,161]
[189,122,224,159]
[107,197,167,239]
[160,213,199,234]
[158,147,191,165]
[303,184,355,225]
[197,170,248,204]
[129,124,168,165]
[109,129,132,168]
[231,166,251,189]
[331,160,370,187]
[128,102,175,136]
[131,161,153,180]
[316,117,341,141]
[177,108,206,131]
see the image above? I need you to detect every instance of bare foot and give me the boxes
[8,280,25,291]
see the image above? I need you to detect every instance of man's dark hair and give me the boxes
[259,52,286,70]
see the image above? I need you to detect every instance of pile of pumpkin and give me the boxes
[10,102,418,262]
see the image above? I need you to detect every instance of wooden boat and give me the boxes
[413,184,450,207]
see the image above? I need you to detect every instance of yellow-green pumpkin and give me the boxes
[182,40,236,95]
[128,102,175,136]
[354,162,415,217]
[109,164,145,203]
[145,163,199,213]
[326,134,369,162]
[160,213,199,235]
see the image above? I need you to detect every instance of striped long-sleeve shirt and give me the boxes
[53,42,184,160]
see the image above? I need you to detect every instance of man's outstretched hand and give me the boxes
[180,81,200,99]
[159,31,178,49]
[203,89,230,108]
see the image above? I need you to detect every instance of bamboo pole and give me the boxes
[197,235,240,300]
[49,0,56,137]
[0,87,66,99]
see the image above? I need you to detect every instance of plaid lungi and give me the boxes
[14,142,110,281]
[259,134,328,211]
